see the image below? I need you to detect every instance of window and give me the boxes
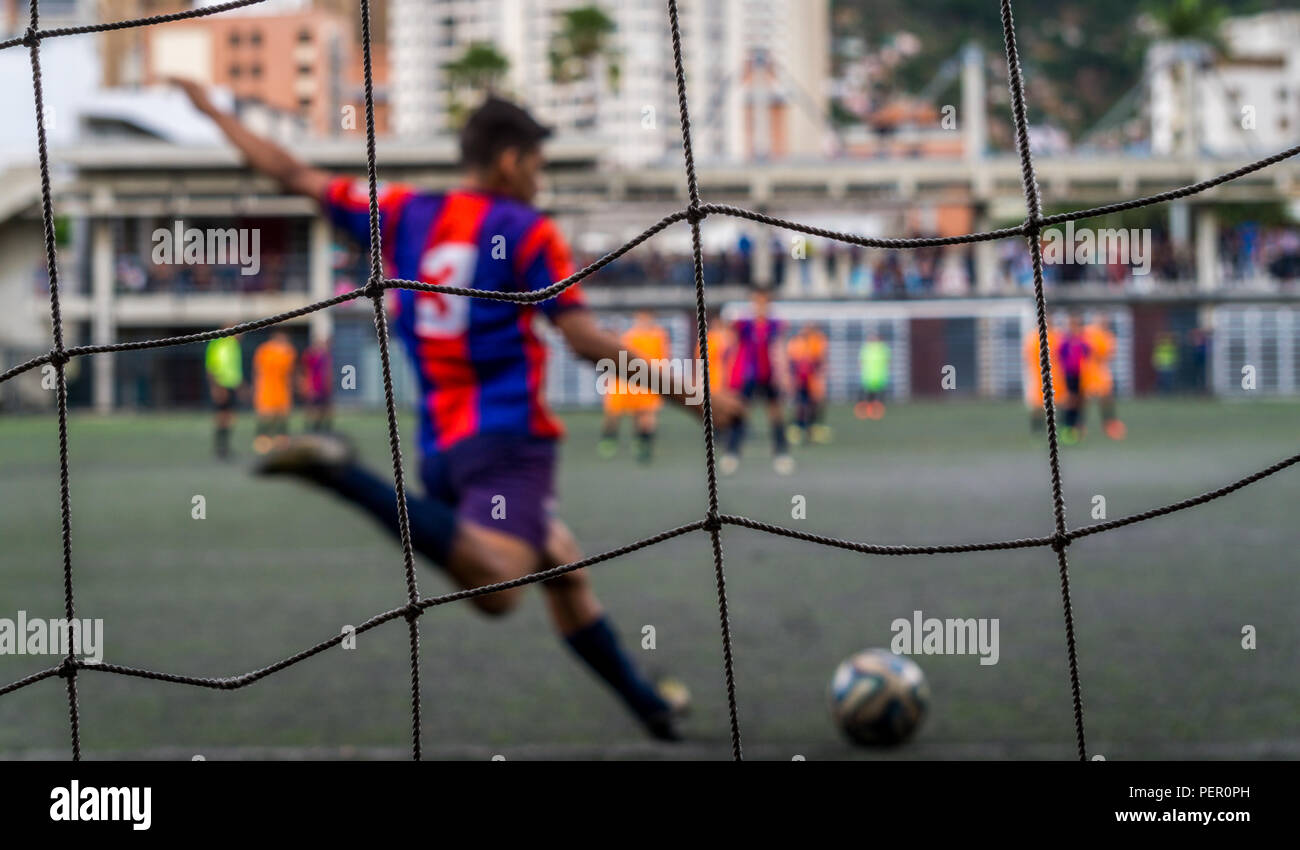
[228,31,240,47]
[298,28,312,43]
[251,64,263,78]
[250,30,262,47]
[229,64,241,78]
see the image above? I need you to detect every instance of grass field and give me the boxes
[1,398,1297,760]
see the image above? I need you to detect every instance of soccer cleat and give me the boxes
[642,708,684,742]
[866,401,886,420]
[1104,419,1127,441]
[641,676,692,742]
[253,433,356,476]
[853,401,871,420]
[597,436,618,459]
[773,454,796,476]
[786,424,804,446]
[1058,426,1080,446]
[719,453,740,476]
[810,424,833,444]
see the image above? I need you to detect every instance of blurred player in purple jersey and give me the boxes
[1056,313,1091,444]
[298,337,333,433]
[721,289,794,475]
[173,80,741,741]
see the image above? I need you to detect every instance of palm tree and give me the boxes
[550,5,620,130]
[1150,0,1227,50]
[443,41,510,126]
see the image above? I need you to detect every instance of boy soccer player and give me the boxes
[205,330,243,459]
[173,81,739,740]
[1056,313,1091,444]
[251,330,297,454]
[785,323,829,444]
[1022,317,1063,433]
[299,337,334,433]
[599,310,670,463]
[721,289,794,476]
[854,332,891,421]
[1082,315,1125,441]
[701,307,734,394]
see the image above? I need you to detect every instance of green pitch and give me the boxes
[1,399,1296,759]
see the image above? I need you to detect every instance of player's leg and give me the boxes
[213,387,236,459]
[866,386,886,419]
[766,385,794,474]
[721,381,752,474]
[272,413,290,447]
[253,414,271,454]
[788,385,809,445]
[598,397,622,459]
[253,434,525,614]
[854,384,871,419]
[1060,373,1082,443]
[633,406,656,464]
[809,386,831,444]
[1102,393,1126,440]
[540,519,686,739]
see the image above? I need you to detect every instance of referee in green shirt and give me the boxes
[205,332,243,458]
[855,334,891,421]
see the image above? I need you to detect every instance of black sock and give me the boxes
[636,428,654,459]
[726,418,746,455]
[308,463,459,566]
[772,421,789,454]
[215,425,230,457]
[564,615,669,721]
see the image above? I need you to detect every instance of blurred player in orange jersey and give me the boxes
[1082,315,1126,441]
[786,322,831,445]
[251,330,297,454]
[1022,317,1064,433]
[702,307,735,394]
[599,310,670,463]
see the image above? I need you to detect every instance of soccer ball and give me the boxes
[828,648,929,746]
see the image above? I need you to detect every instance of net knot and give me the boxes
[22,27,38,48]
[1023,217,1044,239]
[1051,532,1070,552]
[703,512,722,533]
[685,204,706,224]
[364,277,385,300]
[48,349,69,368]
[403,603,422,622]
[56,657,78,679]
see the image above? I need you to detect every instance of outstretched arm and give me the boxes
[554,308,742,425]
[171,78,332,200]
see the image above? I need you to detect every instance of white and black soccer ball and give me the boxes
[828,648,929,746]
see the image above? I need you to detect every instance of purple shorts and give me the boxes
[420,434,557,551]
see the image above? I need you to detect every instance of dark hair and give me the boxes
[459,97,553,170]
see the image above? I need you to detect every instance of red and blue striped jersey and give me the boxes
[321,176,587,455]
[729,317,786,387]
